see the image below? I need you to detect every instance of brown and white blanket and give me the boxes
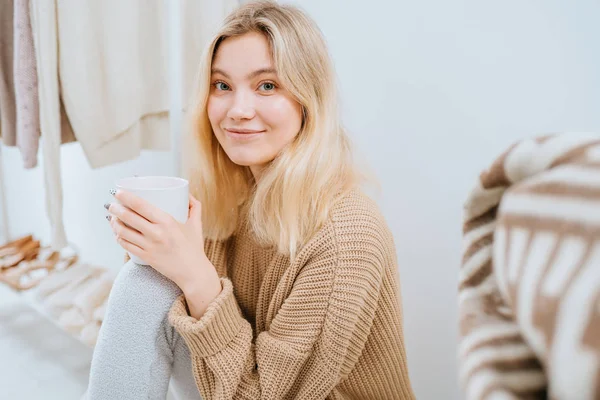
[460,133,600,399]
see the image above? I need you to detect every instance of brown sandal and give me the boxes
[0,235,33,258]
[1,251,59,288]
[0,239,40,270]
[2,252,79,291]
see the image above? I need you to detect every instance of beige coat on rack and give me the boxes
[29,0,239,250]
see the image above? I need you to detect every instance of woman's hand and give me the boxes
[106,190,222,317]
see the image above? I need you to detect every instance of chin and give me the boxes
[222,146,274,169]
[229,158,254,167]
[228,154,266,168]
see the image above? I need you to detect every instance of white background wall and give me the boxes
[2,1,600,398]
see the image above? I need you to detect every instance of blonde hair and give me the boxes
[184,0,364,259]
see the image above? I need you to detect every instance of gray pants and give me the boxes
[87,261,202,400]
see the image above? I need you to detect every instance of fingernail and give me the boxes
[104,203,110,210]
[109,189,116,196]
[106,215,111,221]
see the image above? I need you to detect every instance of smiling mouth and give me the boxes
[224,128,266,140]
[225,128,265,134]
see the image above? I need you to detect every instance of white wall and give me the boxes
[2,1,600,398]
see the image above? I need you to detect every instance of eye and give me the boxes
[258,81,276,92]
[214,81,231,91]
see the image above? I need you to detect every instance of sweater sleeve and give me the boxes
[168,221,389,399]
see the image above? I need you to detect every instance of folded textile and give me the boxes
[35,263,98,301]
[58,308,101,347]
[38,264,105,317]
[36,263,116,348]
[53,268,116,348]
[460,133,600,399]
[79,321,101,347]
[92,299,107,323]
[71,268,117,321]
[58,307,86,335]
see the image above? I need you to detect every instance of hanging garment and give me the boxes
[29,0,238,250]
[4,0,75,170]
[13,0,41,168]
[54,0,239,168]
[30,0,68,250]
[13,0,76,168]
[0,0,16,146]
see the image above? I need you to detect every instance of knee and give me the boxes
[108,261,183,319]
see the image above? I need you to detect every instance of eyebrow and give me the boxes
[211,67,277,80]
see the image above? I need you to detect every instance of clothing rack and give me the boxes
[1,4,192,398]
[0,0,184,244]
[0,0,185,330]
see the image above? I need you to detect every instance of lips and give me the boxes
[225,128,265,134]
[224,128,265,141]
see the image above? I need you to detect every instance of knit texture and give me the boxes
[168,190,415,399]
[460,133,600,399]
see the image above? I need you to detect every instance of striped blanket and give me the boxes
[460,133,600,399]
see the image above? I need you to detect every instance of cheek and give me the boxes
[263,97,303,138]
[207,96,224,128]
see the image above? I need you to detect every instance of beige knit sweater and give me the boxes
[168,190,415,399]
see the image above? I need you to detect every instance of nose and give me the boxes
[226,90,255,121]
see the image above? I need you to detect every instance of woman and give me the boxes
[89,1,414,399]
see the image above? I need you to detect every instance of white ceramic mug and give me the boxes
[115,176,189,265]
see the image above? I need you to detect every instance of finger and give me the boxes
[189,193,199,204]
[116,236,145,261]
[107,202,154,235]
[188,194,202,219]
[114,190,168,224]
[111,216,147,249]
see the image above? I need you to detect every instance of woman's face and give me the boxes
[207,32,303,178]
